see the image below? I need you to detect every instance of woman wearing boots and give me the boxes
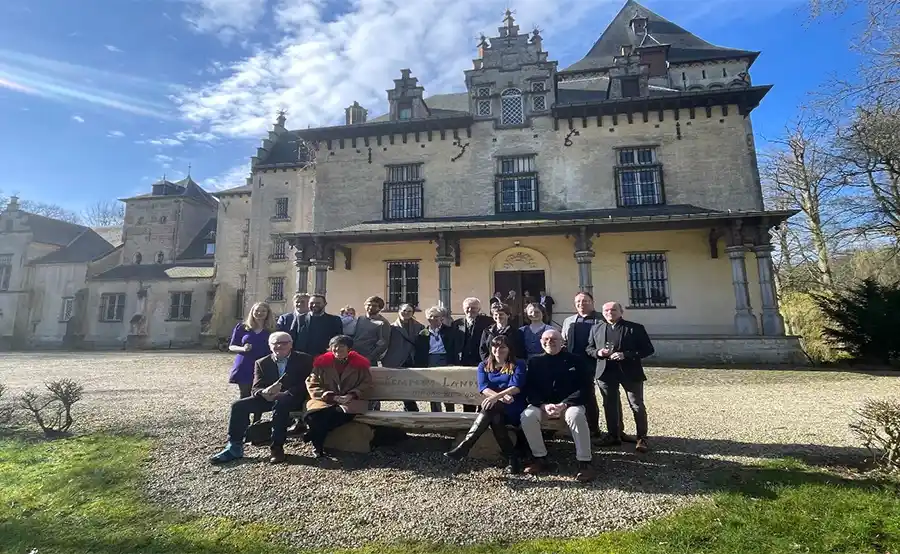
[444,335,527,473]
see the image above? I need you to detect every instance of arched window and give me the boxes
[500,88,524,125]
[133,252,142,265]
[155,252,164,264]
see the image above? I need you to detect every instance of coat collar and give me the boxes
[313,351,370,370]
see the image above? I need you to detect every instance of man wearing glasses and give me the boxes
[210,331,314,464]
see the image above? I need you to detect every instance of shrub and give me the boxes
[780,291,845,363]
[0,383,15,426]
[19,378,84,437]
[812,278,900,364]
[850,398,900,474]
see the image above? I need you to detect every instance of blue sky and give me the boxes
[0,0,863,213]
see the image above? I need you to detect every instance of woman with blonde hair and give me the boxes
[228,301,275,399]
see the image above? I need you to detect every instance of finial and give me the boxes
[276,109,287,126]
[503,8,515,28]
[162,173,167,182]
[187,163,192,178]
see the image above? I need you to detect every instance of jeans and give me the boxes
[596,380,648,439]
[226,393,303,446]
[303,405,357,450]
[520,404,592,462]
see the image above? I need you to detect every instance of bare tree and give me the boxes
[809,0,899,108]
[81,200,125,227]
[1,192,82,224]
[761,116,853,290]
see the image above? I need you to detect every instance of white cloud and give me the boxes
[104,44,123,53]
[154,154,174,167]
[72,114,85,123]
[174,0,805,141]
[143,137,183,146]
[177,0,268,36]
[201,163,250,190]
[108,130,126,137]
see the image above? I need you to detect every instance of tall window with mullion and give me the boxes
[271,238,288,260]
[383,164,424,221]
[0,253,12,291]
[386,261,419,312]
[627,253,671,308]
[495,155,538,214]
[99,293,126,322]
[616,147,664,206]
[169,292,193,321]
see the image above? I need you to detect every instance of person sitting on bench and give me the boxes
[520,329,596,482]
[444,334,526,474]
[304,335,372,458]
[209,331,313,465]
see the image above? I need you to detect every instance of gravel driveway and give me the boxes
[2,352,898,548]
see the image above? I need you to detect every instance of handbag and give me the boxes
[245,419,272,446]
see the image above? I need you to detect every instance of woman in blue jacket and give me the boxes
[444,334,526,473]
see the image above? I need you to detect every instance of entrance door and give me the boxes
[493,270,546,323]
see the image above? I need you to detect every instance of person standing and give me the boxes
[228,302,275,400]
[519,329,595,482]
[293,295,344,357]
[505,290,523,328]
[352,296,391,411]
[539,290,555,324]
[453,297,493,413]
[276,293,310,346]
[416,306,462,412]
[586,301,654,453]
[382,304,425,412]
[479,303,526,361]
[560,292,603,436]
[520,302,553,360]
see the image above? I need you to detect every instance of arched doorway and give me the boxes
[490,247,551,324]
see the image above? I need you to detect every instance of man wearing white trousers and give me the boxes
[520,329,595,482]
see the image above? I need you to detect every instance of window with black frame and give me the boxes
[169,292,193,321]
[495,154,537,214]
[626,252,671,308]
[383,164,424,220]
[386,261,419,311]
[616,147,664,206]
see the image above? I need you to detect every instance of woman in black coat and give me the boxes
[479,303,526,362]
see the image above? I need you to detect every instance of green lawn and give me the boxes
[1,435,898,554]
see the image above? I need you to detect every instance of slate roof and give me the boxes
[20,212,89,247]
[176,218,217,260]
[92,226,124,247]
[564,0,759,73]
[91,262,215,281]
[30,229,116,265]
[213,185,252,197]
[370,92,470,123]
[121,176,218,207]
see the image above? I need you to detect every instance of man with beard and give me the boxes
[293,295,344,357]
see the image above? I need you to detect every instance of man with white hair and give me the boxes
[520,329,595,482]
[210,331,314,465]
[586,301,655,453]
[452,297,493,413]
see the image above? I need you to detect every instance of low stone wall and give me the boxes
[649,335,809,366]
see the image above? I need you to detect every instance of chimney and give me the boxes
[6,195,19,212]
[345,101,367,125]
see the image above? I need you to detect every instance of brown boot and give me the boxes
[269,445,286,464]
[524,457,548,475]
[575,461,596,482]
[635,438,649,453]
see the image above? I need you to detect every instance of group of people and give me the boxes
[211,290,654,482]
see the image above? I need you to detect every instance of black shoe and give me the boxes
[620,433,638,443]
[505,455,521,475]
[594,433,622,447]
[444,447,466,460]
[286,421,307,436]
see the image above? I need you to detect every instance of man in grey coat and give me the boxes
[352,295,392,410]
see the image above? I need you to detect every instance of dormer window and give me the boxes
[133,252,142,265]
[476,87,491,116]
[500,88,524,125]
[621,77,640,98]
[531,82,546,112]
[205,243,215,256]
[398,104,412,120]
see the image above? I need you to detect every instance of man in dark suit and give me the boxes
[452,297,493,413]
[539,290,555,324]
[292,295,344,357]
[276,293,310,345]
[585,301,655,453]
[416,306,463,412]
[210,331,314,465]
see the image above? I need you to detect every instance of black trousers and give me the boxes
[236,382,261,423]
[226,393,304,446]
[303,406,356,450]
[597,379,648,439]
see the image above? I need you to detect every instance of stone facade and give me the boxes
[0,177,219,350]
[211,2,805,364]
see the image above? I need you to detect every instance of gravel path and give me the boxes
[2,352,898,548]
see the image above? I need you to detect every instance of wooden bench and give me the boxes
[304,366,567,458]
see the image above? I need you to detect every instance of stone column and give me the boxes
[752,245,786,336]
[571,226,595,295]
[435,233,455,310]
[725,246,759,335]
[312,262,328,296]
[293,250,309,294]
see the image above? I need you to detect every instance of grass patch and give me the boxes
[1,436,899,554]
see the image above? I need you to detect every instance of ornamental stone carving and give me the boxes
[502,252,537,270]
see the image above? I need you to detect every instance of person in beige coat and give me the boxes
[304,335,373,457]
